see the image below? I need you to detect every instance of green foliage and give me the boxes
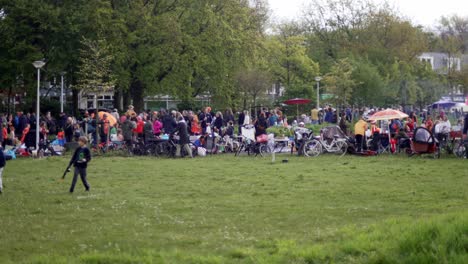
[351,59,386,106]
[266,126,293,137]
[324,58,356,107]
[76,37,115,92]
[267,22,320,95]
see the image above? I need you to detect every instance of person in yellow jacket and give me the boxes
[354,117,368,152]
[311,108,319,124]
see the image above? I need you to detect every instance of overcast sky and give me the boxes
[268,0,468,28]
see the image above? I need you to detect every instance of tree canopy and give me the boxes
[0,0,466,114]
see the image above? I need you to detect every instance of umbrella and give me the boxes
[284,98,312,119]
[98,111,117,126]
[432,99,456,109]
[368,109,408,121]
[368,109,408,153]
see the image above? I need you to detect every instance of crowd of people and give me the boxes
[1,104,467,158]
[0,105,466,196]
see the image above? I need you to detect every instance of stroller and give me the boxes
[407,127,440,158]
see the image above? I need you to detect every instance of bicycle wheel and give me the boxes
[434,145,441,159]
[454,142,466,158]
[303,140,322,157]
[259,144,271,157]
[336,141,348,156]
[235,142,245,156]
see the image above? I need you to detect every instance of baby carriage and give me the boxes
[407,127,440,158]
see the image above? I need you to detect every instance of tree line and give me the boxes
[0,0,467,115]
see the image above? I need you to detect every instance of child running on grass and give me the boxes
[68,136,91,193]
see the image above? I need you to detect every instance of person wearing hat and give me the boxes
[125,105,136,118]
[111,108,120,122]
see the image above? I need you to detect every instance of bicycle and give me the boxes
[234,135,268,157]
[453,139,467,158]
[302,134,348,157]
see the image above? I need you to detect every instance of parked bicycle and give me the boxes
[302,127,348,157]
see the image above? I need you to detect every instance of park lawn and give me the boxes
[0,154,467,263]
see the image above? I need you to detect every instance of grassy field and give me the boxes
[0,154,467,263]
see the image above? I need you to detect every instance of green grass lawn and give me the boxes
[0,154,467,263]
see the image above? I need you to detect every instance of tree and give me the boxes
[76,37,115,95]
[351,59,385,106]
[235,68,272,114]
[323,58,356,107]
[266,22,319,98]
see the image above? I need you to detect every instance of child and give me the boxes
[0,145,5,193]
[73,123,82,142]
[57,128,65,146]
[68,136,91,193]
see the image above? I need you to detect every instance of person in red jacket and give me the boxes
[133,116,144,139]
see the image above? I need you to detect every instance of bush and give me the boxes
[266,126,293,137]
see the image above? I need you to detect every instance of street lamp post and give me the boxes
[33,60,46,151]
[60,72,66,113]
[315,76,322,109]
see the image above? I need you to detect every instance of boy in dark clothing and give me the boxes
[68,136,91,193]
[0,145,5,194]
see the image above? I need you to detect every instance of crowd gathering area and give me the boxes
[1,104,467,160]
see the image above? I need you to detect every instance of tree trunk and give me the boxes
[7,86,13,115]
[122,89,130,111]
[131,79,144,113]
[113,86,121,111]
[72,88,79,116]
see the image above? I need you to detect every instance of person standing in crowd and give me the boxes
[134,116,144,139]
[409,111,418,124]
[143,116,154,144]
[190,114,201,135]
[0,144,5,194]
[324,107,333,123]
[425,116,434,133]
[237,110,245,134]
[463,112,468,158]
[268,111,278,127]
[172,112,192,158]
[405,117,415,133]
[152,114,162,136]
[254,112,268,137]
[58,112,67,131]
[339,112,348,135]
[224,108,235,127]
[354,117,368,152]
[345,107,352,122]
[243,110,250,127]
[125,105,136,118]
[311,107,319,124]
[1,122,7,148]
[99,114,110,144]
[162,110,177,134]
[45,111,57,135]
[213,111,223,133]
[64,117,74,143]
[121,114,136,150]
[199,107,212,134]
[0,116,4,147]
[68,136,91,193]
[111,108,120,122]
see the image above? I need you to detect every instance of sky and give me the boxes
[268,0,468,28]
